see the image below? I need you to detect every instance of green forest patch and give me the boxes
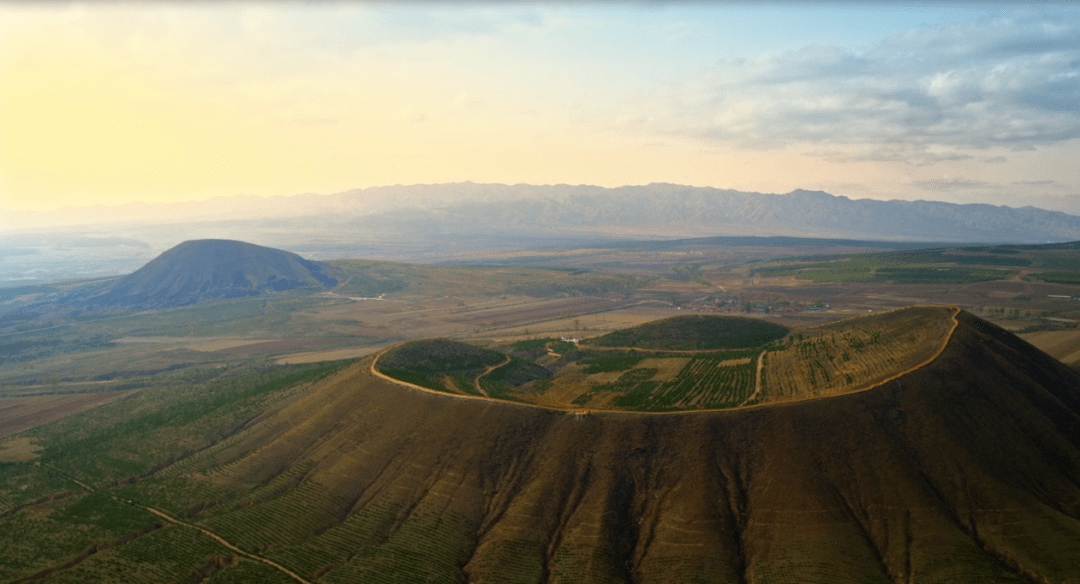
[1027,271,1080,285]
[751,251,1022,283]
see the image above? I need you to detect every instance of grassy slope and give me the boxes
[327,259,646,299]
[0,360,354,583]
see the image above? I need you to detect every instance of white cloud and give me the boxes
[641,8,1080,165]
[912,176,991,191]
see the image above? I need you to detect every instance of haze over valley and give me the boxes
[6,182,1080,288]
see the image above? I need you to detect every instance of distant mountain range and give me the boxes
[346,184,1080,242]
[7,183,1080,244]
[4,184,1080,287]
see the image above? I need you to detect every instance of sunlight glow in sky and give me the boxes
[2,2,1079,213]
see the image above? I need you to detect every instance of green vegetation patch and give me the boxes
[1027,271,1080,285]
[480,357,551,400]
[609,354,758,411]
[33,520,237,584]
[317,509,475,584]
[504,272,643,297]
[512,338,554,352]
[579,354,645,373]
[1032,254,1080,270]
[573,368,658,406]
[587,315,789,350]
[377,339,532,397]
[753,251,1022,284]
[0,464,82,513]
[376,368,450,393]
[507,338,557,361]
[333,263,409,297]
[0,492,161,582]
[0,330,116,365]
[377,339,505,374]
[27,360,352,485]
[872,266,1013,284]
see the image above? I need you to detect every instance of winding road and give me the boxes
[473,355,512,396]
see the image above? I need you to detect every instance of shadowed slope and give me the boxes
[96,310,1080,584]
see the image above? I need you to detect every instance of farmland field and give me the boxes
[758,305,957,403]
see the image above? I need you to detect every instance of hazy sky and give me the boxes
[2,2,1079,213]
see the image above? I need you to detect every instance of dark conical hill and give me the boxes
[587,314,790,350]
[87,239,338,309]
[93,310,1079,583]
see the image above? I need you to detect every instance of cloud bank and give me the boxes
[654,9,1080,165]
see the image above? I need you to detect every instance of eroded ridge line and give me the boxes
[370,306,963,416]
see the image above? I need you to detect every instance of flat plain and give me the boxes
[2,240,1079,434]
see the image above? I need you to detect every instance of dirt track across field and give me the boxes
[142,507,312,584]
[29,463,313,584]
[473,355,511,396]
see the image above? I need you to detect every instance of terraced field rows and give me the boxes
[195,479,336,552]
[0,464,81,515]
[317,508,474,584]
[262,497,406,578]
[111,475,236,518]
[643,355,757,409]
[35,523,235,584]
[761,306,957,401]
[636,357,690,382]
[568,353,760,411]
